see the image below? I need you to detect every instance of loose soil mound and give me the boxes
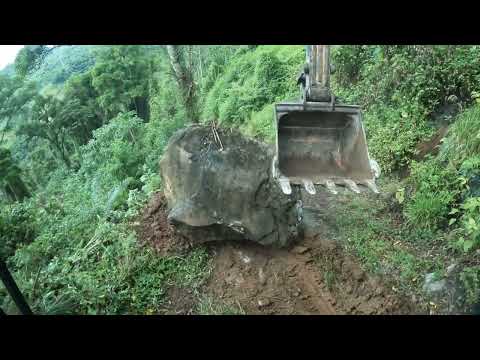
[138,192,191,256]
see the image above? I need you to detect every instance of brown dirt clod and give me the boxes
[137,192,191,256]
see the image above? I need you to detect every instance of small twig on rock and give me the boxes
[211,121,224,151]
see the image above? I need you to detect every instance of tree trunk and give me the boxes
[133,96,150,122]
[0,118,11,144]
[49,138,71,169]
[5,175,30,202]
[166,45,199,123]
[60,148,71,169]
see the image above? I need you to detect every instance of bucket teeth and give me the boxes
[344,179,361,194]
[302,179,316,195]
[271,156,278,179]
[278,176,292,195]
[369,159,381,179]
[325,180,338,195]
[363,179,379,194]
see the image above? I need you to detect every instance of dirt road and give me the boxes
[139,190,416,315]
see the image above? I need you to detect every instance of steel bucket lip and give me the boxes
[275,101,362,114]
[285,176,376,185]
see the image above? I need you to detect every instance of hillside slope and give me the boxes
[1,45,480,314]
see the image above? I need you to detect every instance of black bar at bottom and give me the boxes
[0,259,33,315]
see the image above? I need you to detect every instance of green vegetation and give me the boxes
[404,158,461,230]
[2,44,480,314]
[460,266,480,305]
[331,45,480,309]
[401,106,480,254]
[202,45,304,142]
[0,45,211,314]
[332,45,480,174]
[332,192,442,293]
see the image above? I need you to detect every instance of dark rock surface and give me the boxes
[160,125,302,247]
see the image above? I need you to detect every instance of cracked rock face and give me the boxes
[160,124,301,247]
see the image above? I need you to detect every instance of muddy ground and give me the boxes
[138,190,419,315]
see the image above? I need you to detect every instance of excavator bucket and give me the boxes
[273,101,379,195]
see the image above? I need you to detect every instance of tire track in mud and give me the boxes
[203,233,413,315]
[204,240,337,315]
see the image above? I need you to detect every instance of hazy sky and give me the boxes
[0,45,24,70]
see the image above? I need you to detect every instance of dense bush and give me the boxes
[362,104,433,173]
[81,112,146,181]
[332,46,480,256]
[440,105,480,166]
[0,106,208,314]
[460,266,480,305]
[202,45,304,141]
[0,45,208,314]
[401,106,480,252]
[404,158,462,230]
[0,202,37,260]
[332,45,480,174]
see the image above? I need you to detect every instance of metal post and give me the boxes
[0,259,33,315]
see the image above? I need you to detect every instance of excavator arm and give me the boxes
[298,45,338,103]
[303,45,332,103]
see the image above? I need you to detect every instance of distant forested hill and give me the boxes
[27,45,99,86]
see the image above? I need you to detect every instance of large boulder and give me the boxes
[160,124,302,247]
